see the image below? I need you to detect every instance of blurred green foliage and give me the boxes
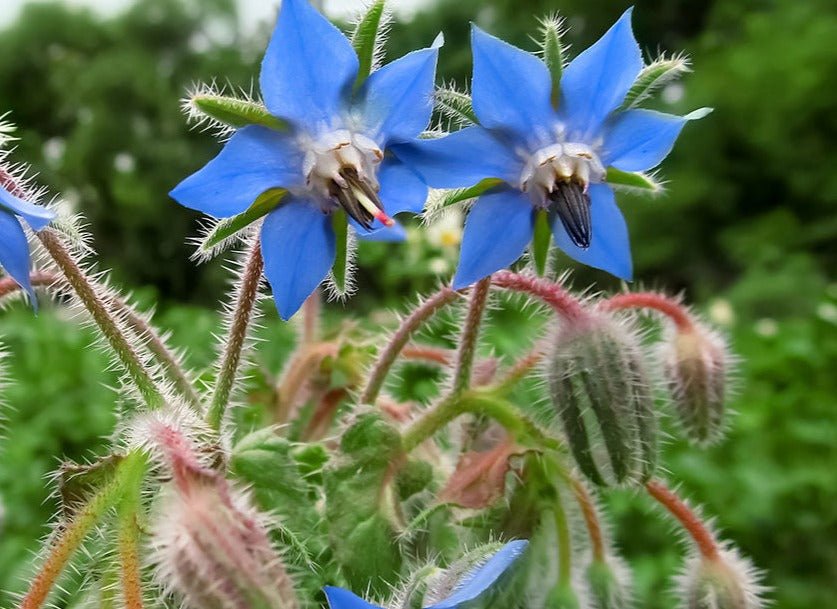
[0,0,834,608]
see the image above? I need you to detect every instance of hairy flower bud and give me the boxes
[661,321,731,445]
[151,471,299,609]
[547,314,659,486]
[676,549,766,609]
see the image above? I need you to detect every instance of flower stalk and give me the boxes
[451,276,492,396]
[361,286,459,404]
[207,241,263,431]
[38,230,166,409]
[601,292,694,331]
[646,479,719,559]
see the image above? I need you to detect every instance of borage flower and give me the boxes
[396,9,707,288]
[0,125,55,307]
[324,540,528,609]
[171,0,438,319]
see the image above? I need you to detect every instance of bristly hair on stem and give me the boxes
[450,276,492,396]
[206,240,264,432]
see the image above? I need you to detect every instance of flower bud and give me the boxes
[546,314,659,486]
[151,472,299,609]
[661,321,731,445]
[677,549,766,609]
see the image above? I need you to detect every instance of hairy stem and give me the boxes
[402,390,561,453]
[274,341,338,424]
[570,477,606,561]
[19,452,147,609]
[601,292,694,331]
[208,242,263,431]
[360,286,459,404]
[38,231,165,409]
[301,289,320,345]
[491,270,586,319]
[451,277,492,396]
[117,461,146,609]
[552,491,574,586]
[645,479,719,559]
[1,273,201,408]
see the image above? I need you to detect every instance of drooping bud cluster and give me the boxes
[547,313,658,486]
[660,319,732,445]
[676,548,766,609]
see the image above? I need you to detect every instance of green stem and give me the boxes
[208,241,263,430]
[552,489,574,586]
[38,230,165,409]
[451,276,492,396]
[402,390,561,453]
[117,459,146,609]
[19,452,148,609]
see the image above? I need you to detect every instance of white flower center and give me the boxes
[519,142,606,206]
[302,129,392,228]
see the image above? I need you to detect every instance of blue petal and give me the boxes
[352,219,407,242]
[552,184,632,279]
[260,0,358,131]
[360,47,439,145]
[559,8,642,139]
[602,109,687,172]
[378,158,428,216]
[391,127,522,189]
[0,209,36,308]
[470,26,557,142]
[426,540,529,609]
[452,189,534,289]
[261,197,335,320]
[170,126,303,218]
[323,587,384,609]
[0,188,55,231]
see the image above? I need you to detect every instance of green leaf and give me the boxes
[190,93,287,130]
[620,54,691,110]
[532,209,552,276]
[351,0,387,88]
[323,412,405,594]
[331,210,349,294]
[197,189,286,257]
[605,167,663,194]
[436,86,478,126]
[540,16,566,107]
[432,178,504,213]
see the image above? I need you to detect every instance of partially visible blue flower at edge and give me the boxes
[170,0,439,320]
[394,8,706,289]
[324,540,528,609]
[0,180,55,308]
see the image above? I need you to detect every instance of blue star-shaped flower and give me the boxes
[395,9,700,288]
[0,183,54,307]
[170,0,438,319]
[324,540,528,609]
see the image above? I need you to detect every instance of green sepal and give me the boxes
[58,454,124,519]
[323,411,405,595]
[351,0,387,88]
[191,93,287,130]
[532,209,552,276]
[435,178,504,211]
[198,188,286,256]
[436,86,478,125]
[605,167,663,194]
[540,17,566,107]
[331,210,349,294]
[620,54,691,110]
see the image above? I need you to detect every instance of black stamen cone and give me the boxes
[549,180,592,249]
[330,168,382,231]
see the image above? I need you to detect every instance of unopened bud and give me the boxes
[150,465,298,609]
[585,556,633,609]
[677,549,766,609]
[547,314,659,486]
[661,321,731,445]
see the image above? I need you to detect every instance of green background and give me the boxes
[0,0,834,607]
